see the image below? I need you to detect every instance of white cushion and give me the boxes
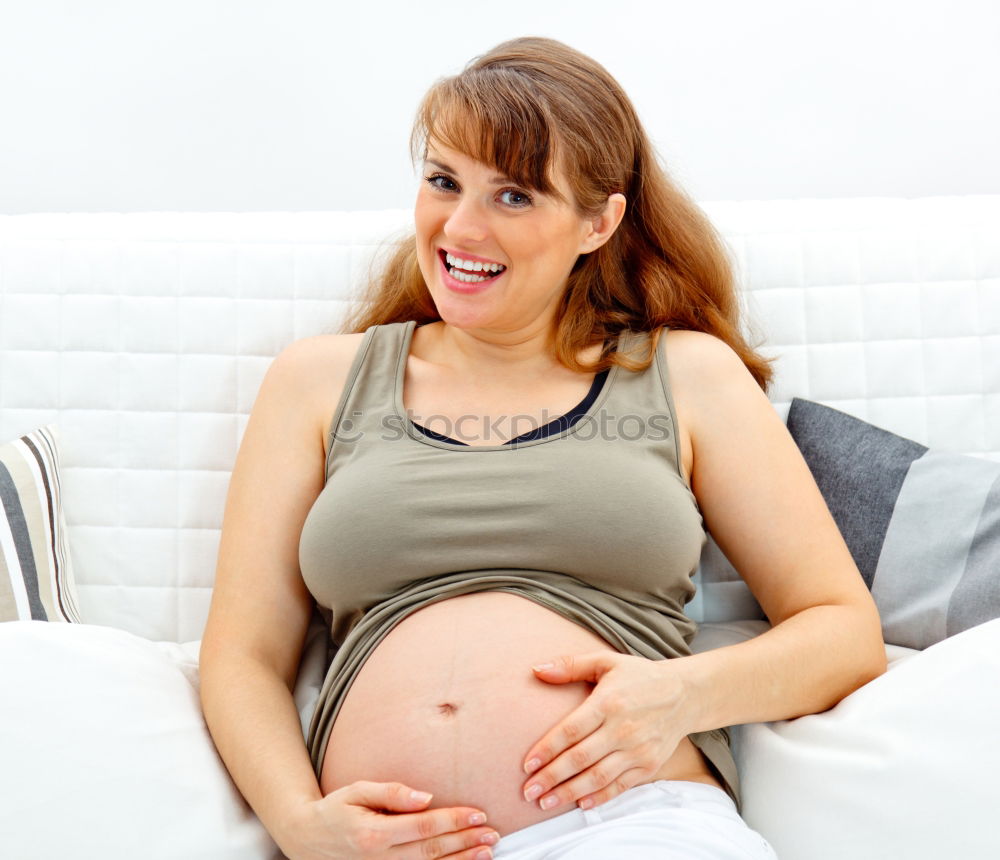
[732,618,1000,859]
[0,621,281,859]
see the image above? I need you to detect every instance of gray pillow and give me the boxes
[787,398,1000,650]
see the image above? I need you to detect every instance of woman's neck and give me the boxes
[413,320,577,383]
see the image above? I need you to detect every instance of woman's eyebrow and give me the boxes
[424,158,515,185]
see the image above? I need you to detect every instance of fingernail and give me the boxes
[578,797,594,810]
[475,850,492,860]
[524,783,543,802]
[480,831,499,845]
[540,795,558,810]
[532,662,554,672]
[524,757,541,774]
[410,790,433,803]
[468,812,487,826]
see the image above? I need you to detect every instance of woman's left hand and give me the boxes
[520,652,693,813]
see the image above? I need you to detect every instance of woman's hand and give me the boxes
[280,781,499,860]
[520,652,692,813]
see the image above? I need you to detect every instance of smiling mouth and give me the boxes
[439,250,507,284]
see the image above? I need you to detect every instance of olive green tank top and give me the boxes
[300,320,739,808]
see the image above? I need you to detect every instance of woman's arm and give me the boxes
[200,337,496,859]
[519,329,886,811]
[199,338,331,849]
[665,328,887,727]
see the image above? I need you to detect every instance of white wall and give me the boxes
[1,0,998,213]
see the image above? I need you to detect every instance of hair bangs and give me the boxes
[411,70,562,199]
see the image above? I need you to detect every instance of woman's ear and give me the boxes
[579,193,627,254]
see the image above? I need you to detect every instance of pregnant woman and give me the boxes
[200,37,886,859]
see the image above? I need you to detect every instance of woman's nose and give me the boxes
[443,196,489,245]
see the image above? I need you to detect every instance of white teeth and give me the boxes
[452,269,490,283]
[445,251,505,274]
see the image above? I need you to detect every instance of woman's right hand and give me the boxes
[280,780,499,860]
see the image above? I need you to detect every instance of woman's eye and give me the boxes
[426,174,458,192]
[498,189,532,208]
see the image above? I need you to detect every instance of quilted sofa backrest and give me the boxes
[1,199,998,643]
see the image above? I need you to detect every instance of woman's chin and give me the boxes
[428,294,502,331]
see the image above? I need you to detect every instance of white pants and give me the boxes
[493,781,778,859]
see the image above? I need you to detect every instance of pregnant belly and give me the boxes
[319,592,719,836]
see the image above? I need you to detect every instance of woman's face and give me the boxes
[414,141,599,338]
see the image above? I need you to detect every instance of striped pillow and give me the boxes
[787,398,999,649]
[0,426,81,622]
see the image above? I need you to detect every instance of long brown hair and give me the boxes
[346,37,773,390]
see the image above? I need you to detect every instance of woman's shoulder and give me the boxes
[657,327,749,385]
[656,327,766,438]
[253,332,369,427]
[268,332,367,385]
[276,330,365,359]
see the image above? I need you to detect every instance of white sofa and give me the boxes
[1,198,998,859]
